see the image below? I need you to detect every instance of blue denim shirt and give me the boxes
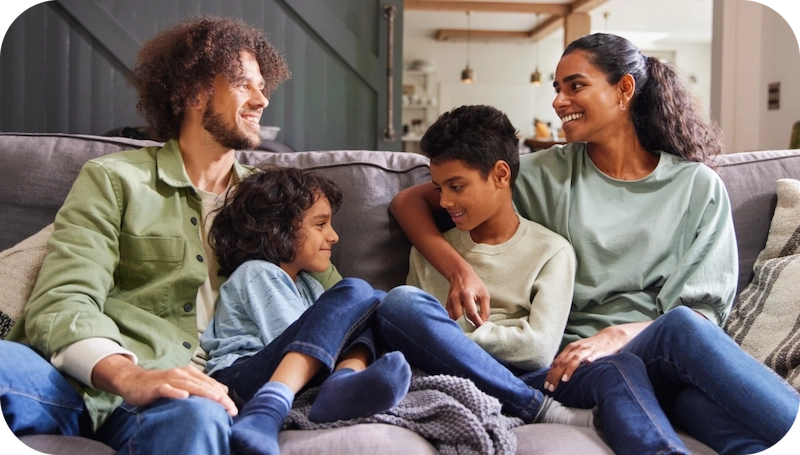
[201,260,325,376]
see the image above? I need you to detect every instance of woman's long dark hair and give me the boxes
[563,33,724,163]
[210,165,343,277]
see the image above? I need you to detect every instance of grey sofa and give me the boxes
[3,132,798,454]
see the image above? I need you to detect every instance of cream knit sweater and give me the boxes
[407,215,576,371]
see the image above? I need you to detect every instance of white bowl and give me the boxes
[259,126,281,141]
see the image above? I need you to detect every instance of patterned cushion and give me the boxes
[0,224,53,339]
[725,179,800,389]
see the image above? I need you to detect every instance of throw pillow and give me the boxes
[725,179,800,389]
[0,224,53,339]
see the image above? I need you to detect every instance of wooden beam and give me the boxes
[405,1,570,15]
[570,0,610,14]
[436,28,533,41]
[564,12,591,47]
[424,0,610,44]
[528,15,563,42]
[528,0,606,42]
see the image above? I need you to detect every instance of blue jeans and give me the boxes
[519,354,688,455]
[620,306,800,455]
[0,340,232,455]
[374,286,543,422]
[375,285,688,455]
[212,278,386,407]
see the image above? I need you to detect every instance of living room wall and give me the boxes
[712,0,800,153]
[0,0,404,152]
[759,4,800,151]
[403,11,712,141]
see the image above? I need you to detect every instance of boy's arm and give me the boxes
[467,245,576,370]
[390,182,490,325]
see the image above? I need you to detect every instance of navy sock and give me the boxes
[230,381,294,455]
[308,350,411,423]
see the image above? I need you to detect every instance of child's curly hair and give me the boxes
[133,15,290,141]
[211,165,343,277]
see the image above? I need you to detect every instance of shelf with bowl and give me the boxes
[402,65,437,151]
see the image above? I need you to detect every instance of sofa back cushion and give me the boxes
[0,133,430,292]
[0,133,161,251]
[238,150,430,290]
[714,149,800,297]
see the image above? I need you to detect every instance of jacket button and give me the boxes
[183,303,193,312]
[196,255,204,262]
[190,217,198,225]
[183,341,191,349]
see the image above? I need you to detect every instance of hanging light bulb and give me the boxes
[530,14,541,86]
[461,67,474,84]
[461,11,474,84]
[530,69,541,85]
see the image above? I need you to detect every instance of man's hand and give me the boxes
[544,322,650,393]
[446,265,491,327]
[91,354,238,417]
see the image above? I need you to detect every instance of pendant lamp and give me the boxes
[530,14,541,85]
[461,11,474,84]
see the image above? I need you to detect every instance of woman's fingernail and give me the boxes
[544,381,550,390]
[548,383,555,392]
[562,374,569,382]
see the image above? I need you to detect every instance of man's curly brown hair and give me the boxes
[133,16,291,141]
[210,165,343,277]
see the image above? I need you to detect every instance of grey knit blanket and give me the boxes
[284,370,524,455]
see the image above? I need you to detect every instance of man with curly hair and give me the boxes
[0,16,321,455]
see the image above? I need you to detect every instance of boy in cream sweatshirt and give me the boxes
[406,105,575,371]
[401,105,693,454]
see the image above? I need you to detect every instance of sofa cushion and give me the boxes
[725,179,800,389]
[0,133,161,252]
[19,434,117,455]
[240,150,431,290]
[0,224,53,339]
[0,133,431,291]
[715,149,800,296]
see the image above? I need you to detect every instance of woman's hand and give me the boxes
[446,264,491,327]
[544,322,651,392]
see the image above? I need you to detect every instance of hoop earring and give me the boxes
[619,101,626,111]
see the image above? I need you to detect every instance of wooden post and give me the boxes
[564,13,591,48]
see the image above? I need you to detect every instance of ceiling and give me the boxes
[403,0,714,45]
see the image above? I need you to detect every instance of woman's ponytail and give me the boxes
[633,56,724,163]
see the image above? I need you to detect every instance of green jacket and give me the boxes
[9,139,340,430]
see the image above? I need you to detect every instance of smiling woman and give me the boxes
[511,33,800,454]
[390,32,800,455]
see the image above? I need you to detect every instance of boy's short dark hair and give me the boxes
[419,105,520,185]
[210,165,342,277]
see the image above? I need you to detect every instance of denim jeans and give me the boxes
[375,286,689,454]
[212,277,386,407]
[0,340,232,455]
[519,354,687,455]
[620,306,800,455]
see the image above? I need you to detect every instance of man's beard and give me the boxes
[202,101,260,150]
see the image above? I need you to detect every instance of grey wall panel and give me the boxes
[0,0,402,151]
